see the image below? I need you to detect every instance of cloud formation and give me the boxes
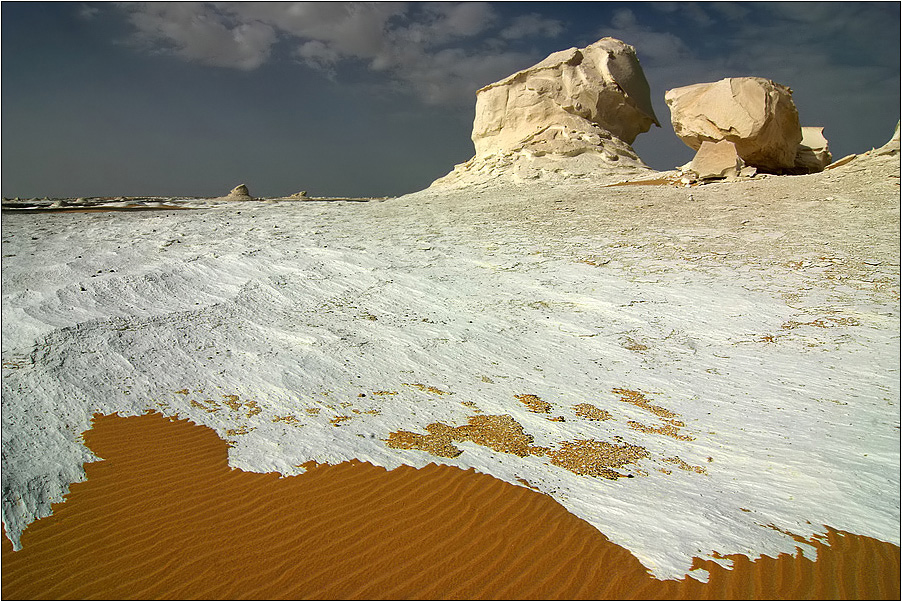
[499,13,564,40]
[123,3,278,70]
[605,7,694,68]
[114,2,563,105]
[103,1,901,164]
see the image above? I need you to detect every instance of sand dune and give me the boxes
[2,413,898,600]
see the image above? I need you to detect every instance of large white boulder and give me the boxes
[432,38,660,187]
[666,77,802,173]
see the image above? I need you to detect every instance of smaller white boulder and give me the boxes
[690,140,746,179]
[793,127,832,173]
[666,77,802,173]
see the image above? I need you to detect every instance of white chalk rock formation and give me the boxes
[222,184,253,201]
[666,77,802,173]
[825,120,900,171]
[875,120,901,156]
[432,38,660,188]
[690,140,746,179]
[793,127,832,173]
[209,184,255,202]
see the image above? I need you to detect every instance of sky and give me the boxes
[2,2,900,198]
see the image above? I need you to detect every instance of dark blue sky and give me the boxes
[2,2,899,198]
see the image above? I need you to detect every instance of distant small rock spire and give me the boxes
[224,184,253,201]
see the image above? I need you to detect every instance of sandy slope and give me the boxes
[1,150,899,581]
[2,412,898,600]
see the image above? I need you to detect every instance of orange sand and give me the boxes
[2,412,899,600]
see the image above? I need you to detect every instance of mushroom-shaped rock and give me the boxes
[666,77,802,173]
[225,184,253,200]
[473,38,660,156]
[432,37,660,187]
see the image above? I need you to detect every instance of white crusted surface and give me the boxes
[2,154,898,579]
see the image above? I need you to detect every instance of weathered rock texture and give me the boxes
[875,120,900,156]
[690,140,746,179]
[825,120,900,171]
[215,184,253,201]
[793,127,832,173]
[432,38,660,188]
[666,77,802,173]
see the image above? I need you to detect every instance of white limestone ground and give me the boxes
[1,152,898,581]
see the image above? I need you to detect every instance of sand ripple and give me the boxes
[2,413,898,600]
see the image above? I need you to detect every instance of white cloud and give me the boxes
[706,2,751,22]
[611,7,639,30]
[295,40,341,73]
[603,9,693,68]
[230,2,404,60]
[114,2,545,106]
[111,0,898,128]
[499,13,563,40]
[397,47,535,105]
[424,2,497,39]
[78,3,100,20]
[122,3,276,70]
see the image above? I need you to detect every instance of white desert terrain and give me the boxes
[2,139,899,583]
[1,38,899,590]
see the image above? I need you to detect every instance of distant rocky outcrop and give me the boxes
[226,184,253,200]
[210,184,254,201]
[431,37,660,187]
